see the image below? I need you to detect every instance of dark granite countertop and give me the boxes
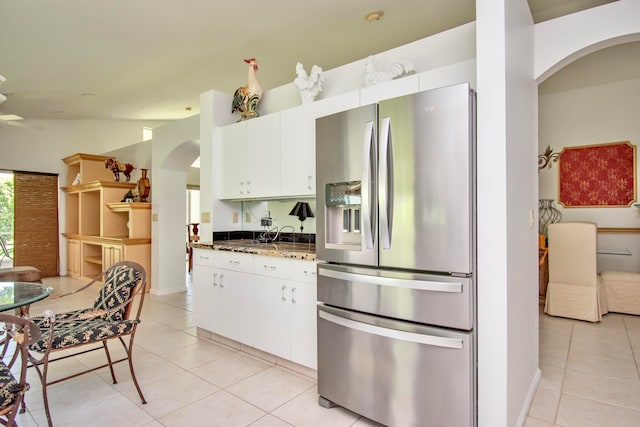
[191,239,316,261]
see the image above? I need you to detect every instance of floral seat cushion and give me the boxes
[0,360,21,410]
[29,313,139,353]
[93,264,143,321]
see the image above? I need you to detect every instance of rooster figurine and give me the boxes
[364,55,416,87]
[232,58,263,121]
[294,62,324,104]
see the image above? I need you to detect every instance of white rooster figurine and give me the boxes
[364,55,416,87]
[294,62,324,104]
[232,58,263,121]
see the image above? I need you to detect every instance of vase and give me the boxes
[538,199,561,236]
[138,169,150,202]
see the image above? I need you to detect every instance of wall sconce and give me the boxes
[289,202,314,233]
[538,145,559,171]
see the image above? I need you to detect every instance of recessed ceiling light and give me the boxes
[365,10,384,21]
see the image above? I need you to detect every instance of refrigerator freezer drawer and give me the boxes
[317,305,475,427]
[318,264,474,330]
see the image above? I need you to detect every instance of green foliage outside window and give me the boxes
[0,174,14,254]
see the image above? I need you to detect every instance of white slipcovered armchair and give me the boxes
[544,222,608,322]
[600,270,640,315]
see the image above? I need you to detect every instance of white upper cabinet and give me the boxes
[280,92,360,198]
[280,105,316,197]
[218,114,280,199]
[218,121,248,199]
[246,113,281,198]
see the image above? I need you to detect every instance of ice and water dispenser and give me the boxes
[324,181,362,249]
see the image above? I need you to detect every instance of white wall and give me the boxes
[150,114,200,295]
[539,77,640,271]
[476,0,538,425]
[0,119,165,274]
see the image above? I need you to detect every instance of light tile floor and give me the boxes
[11,274,383,427]
[526,307,640,426]
[8,274,640,426]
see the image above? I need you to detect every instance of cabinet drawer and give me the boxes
[253,255,291,279]
[212,251,253,273]
[192,249,216,268]
[291,260,318,283]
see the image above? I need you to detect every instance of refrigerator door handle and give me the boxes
[318,267,463,293]
[379,116,393,249]
[362,121,375,249]
[319,310,464,349]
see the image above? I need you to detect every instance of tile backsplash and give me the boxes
[212,230,315,244]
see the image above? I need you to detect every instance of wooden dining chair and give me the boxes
[27,261,148,427]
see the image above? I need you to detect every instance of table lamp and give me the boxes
[289,202,314,233]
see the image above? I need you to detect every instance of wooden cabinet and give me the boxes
[218,114,280,199]
[66,239,81,278]
[61,153,151,286]
[102,244,123,270]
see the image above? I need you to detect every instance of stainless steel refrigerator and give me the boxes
[315,82,476,426]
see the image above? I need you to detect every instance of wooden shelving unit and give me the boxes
[61,153,151,287]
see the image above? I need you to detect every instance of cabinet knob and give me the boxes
[281,285,287,302]
[212,273,218,287]
[291,287,297,304]
[219,274,225,288]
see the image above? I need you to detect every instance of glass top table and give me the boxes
[0,282,53,312]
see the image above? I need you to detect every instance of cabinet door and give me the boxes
[290,279,317,369]
[218,122,248,199]
[192,264,219,332]
[216,268,254,344]
[252,276,291,359]
[280,106,315,197]
[102,244,123,270]
[246,113,280,198]
[66,239,81,278]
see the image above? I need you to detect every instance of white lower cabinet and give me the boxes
[192,250,253,345]
[193,249,317,369]
[252,256,318,369]
[289,261,318,369]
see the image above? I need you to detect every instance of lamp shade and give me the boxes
[289,202,314,221]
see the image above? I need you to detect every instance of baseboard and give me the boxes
[149,286,186,296]
[516,368,542,427]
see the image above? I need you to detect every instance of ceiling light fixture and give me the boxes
[365,10,384,21]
